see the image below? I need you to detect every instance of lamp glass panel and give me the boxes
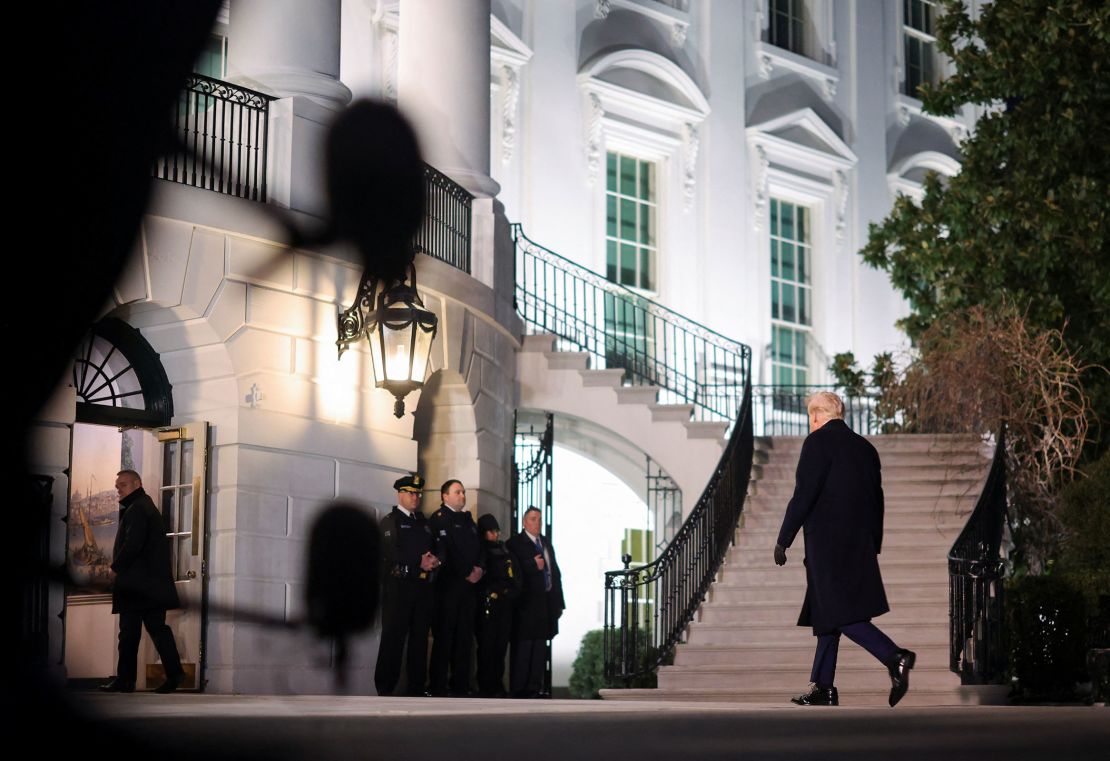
[410,324,434,384]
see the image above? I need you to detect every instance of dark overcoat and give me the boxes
[111,487,181,614]
[775,419,889,634]
[506,531,565,641]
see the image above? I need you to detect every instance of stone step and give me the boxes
[658,663,958,691]
[726,545,951,566]
[600,685,1005,707]
[650,403,694,423]
[520,334,556,352]
[732,526,957,547]
[698,601,945,626]
[755,463,988,481]
[544,351,589,371]
[684,420,730,440]
[738,508,970,530]
[579,368,625,387]
[684,621,949,647]
[716,561,950,586]
[672,642,949,668]
[615,386,659,405]
[708,580,947,605]
[753,480,984,498]
[759,435,985,454]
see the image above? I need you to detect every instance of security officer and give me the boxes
[475,513,520,698]
[428,479,483,696]
[374,473,439,697]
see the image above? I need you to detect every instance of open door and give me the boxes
[136,421,209,690]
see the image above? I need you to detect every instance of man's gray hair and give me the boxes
[805,390,845,419]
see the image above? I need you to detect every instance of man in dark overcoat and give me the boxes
[507,506,564,698]
[774,391,916,707]
[100,469,184,694]
[374,473,440,696]
[428,479,483,696]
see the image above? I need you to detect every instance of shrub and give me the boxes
[1006,575,1088,700]
[568,628,658,699]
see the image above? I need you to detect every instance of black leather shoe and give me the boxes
[790,684,838,706]
[98,678,135,693]
[886,649,916,707]
[154,672,184,694]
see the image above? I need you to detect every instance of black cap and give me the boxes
[393,473,424,493]
[477,513,500,534]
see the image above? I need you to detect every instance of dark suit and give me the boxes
[374,506,436,696]
[110,487,183,686]
[475,538,521,696]
[428,505,481,694]
[507,531,564,697]
[776,418,899,686]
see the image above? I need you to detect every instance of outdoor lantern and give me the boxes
[337,263,438,418]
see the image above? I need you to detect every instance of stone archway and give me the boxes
[413,369,482,516]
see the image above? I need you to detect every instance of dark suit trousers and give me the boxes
[810,619,898,686]
[476,604,512,695]
[429,580,476,694]
[375,578,433,696]
[117,609,183,684]
[510,638,546,696]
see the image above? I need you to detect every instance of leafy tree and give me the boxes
[862,0,1110,442]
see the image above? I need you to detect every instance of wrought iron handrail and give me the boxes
[416,163,472,273]
[604,379,754,680]
[752,384,888,437]
[513,224,751,423]
[948,427,1008,684]
[156,73,275,201]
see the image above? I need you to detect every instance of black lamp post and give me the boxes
[337,263,438,418]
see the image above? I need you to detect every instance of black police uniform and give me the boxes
[428,504,482,695]
[475,532,521,697]
[374,504,436,696]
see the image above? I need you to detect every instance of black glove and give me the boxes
[774,544,787,566]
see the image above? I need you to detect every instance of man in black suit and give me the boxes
[774,391,916,707]
[428,479,482,696]
[374,473,440,696]
[507,506,564,698]
[100,470,184,694]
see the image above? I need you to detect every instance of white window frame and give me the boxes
[754,0,839,101]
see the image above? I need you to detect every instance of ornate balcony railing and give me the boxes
[416,163,472,274]
[949,428,1008,684]
[156,73,275,201]
[752,384,888,436]
[604,380,754,680]
[513,225,751,424]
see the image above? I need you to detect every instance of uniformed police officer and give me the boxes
[475,513,520,697]
[428,479,483,696]
[374,474,439,697]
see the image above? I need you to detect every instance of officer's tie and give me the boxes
[534,536,551,591]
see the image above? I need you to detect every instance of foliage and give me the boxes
[1055,451,1110,614]
[568,628,658,699]
[875,303,1095,570]
[861,0,1110,445]
[829,352,867,396]
[1006,575,1089,700]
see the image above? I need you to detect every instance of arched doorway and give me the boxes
[64,317,209,692]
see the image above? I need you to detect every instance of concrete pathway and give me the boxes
[66,693,1107,761]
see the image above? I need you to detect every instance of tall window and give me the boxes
[606,152,656,292]
[903,0,938,97]
[195,33,228,80]
[768,0,807,57]
[770,198,812,385]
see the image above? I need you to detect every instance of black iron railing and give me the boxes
[513,225,751,424]
[156,73,275,201]
[604,381,754,680]
[949,428,1008,683]
[416,164,472,273]
[752,385,886,436]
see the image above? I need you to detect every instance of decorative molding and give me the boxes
[897,104,911,127]
[376,9,400,103]
[752,144,770,230]
[682,123,699,211]
[754,42,840,102]
[585,92,605,185]
[580,49,711,116]
[895,94,971,141]
[758,54,774,80]
[834,169,850,244]
[822,77,837,100]
[246,383,265,409]
[596,0,611,19]
[672,21,688,47]
[887,150,962,203]
[500,65,520,163]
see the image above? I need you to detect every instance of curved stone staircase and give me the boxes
[603,433,1010,706]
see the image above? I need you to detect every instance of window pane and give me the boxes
[607,152,617,190]
[620,155,637,196]
[771,281,780,320]
[798,245,808,283]
[781,242,796,282]
[782,284,796,323]
[179,486,193,537]
[163,441,179,486]
[799,288,809,325]
[606,195,617,237]
[640,248,652,291]
[781,202,794,240]
[639,161,655,201]
[160,490,175,535]
[181,440,194,483]
[773,10,789,48]
[797,207,808,243]
[770,199,779,236]
[771,239,779,277]
[607,240,618,282]
[620,199,637,241]
[640,204,654,246]
[176,536,191,580]
[796,367,808,385]
[796,331,807,364]
[620,244,637,286]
